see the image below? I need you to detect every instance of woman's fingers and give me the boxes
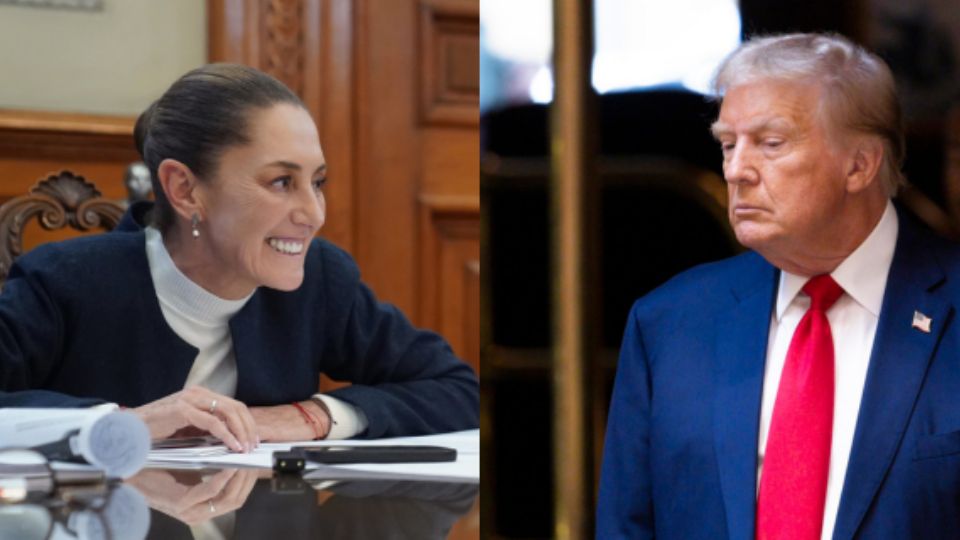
[181,404,243,452]
[182,389,258,452]
[212,398,259,452]
[132,388,261,452]
[237,404,260,447]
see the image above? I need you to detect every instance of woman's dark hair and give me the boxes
[133,63,305,232]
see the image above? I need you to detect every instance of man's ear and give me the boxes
[157,158,205,220]
[845,136,884,194]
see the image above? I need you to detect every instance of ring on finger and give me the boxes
[209,399,218,415]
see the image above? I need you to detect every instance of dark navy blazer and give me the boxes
[597,211,960,539]
[0,203,478,438]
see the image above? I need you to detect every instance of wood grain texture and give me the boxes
[261,0,304,95]
[0,109,136,161]
[418,195,480,370]
[310,0,355,253]
[419,0,479,126]
[353,0,420,315]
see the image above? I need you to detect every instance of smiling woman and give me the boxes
[0,64,479,451]
[154,103,328,299]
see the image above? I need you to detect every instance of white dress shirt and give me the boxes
[145,227,367,439]
[757,201,898,540]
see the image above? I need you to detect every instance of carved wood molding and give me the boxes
[0,109,137,161]
[208,0,309,99]
[0,170,124,286]
[262,0,305,95]
[419,0,479,126]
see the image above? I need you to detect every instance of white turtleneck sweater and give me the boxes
[144,227,366,439]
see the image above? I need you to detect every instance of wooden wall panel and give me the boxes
[421,129,479,195]
[311,0,356,254]
[419,0,480,126]
[419,195,480,373]
[0,110,137,163]
[413,0,480,363]
[353,0,420,316]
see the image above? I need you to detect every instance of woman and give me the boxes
[0,64,478,452]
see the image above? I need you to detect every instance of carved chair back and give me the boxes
[0,170,125,290]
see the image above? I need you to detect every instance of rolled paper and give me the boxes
[0,408,150,478]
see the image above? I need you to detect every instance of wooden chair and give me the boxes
[0,170,125,289]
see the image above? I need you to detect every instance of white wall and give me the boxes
[0,0,206,116]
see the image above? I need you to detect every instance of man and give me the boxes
[597,33,960,539]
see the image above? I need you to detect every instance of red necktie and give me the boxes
[757,275,843,540]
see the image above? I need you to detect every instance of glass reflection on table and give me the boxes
[0,481,149,540]
[0,467,479,539]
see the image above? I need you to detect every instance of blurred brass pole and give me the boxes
[550,0,597,538]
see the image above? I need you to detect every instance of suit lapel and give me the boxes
[714,255,777,540]
[831,216,952,540]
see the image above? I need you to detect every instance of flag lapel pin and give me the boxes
[912,310,932,333]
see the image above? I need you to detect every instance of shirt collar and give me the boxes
[775,200,898,320]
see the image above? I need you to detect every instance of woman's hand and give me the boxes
[249,400,331,442]
[132,386,258,452]
[126,468,262,525]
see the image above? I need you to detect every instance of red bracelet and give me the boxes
[292,402,321,439]
[309,397,335,438]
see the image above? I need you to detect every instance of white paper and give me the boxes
[146,429,479,483]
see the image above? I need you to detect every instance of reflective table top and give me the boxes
[0,467,479,539]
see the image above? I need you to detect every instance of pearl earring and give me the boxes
[191,213,200,239]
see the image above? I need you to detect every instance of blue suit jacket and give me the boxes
[597,212,960,539]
